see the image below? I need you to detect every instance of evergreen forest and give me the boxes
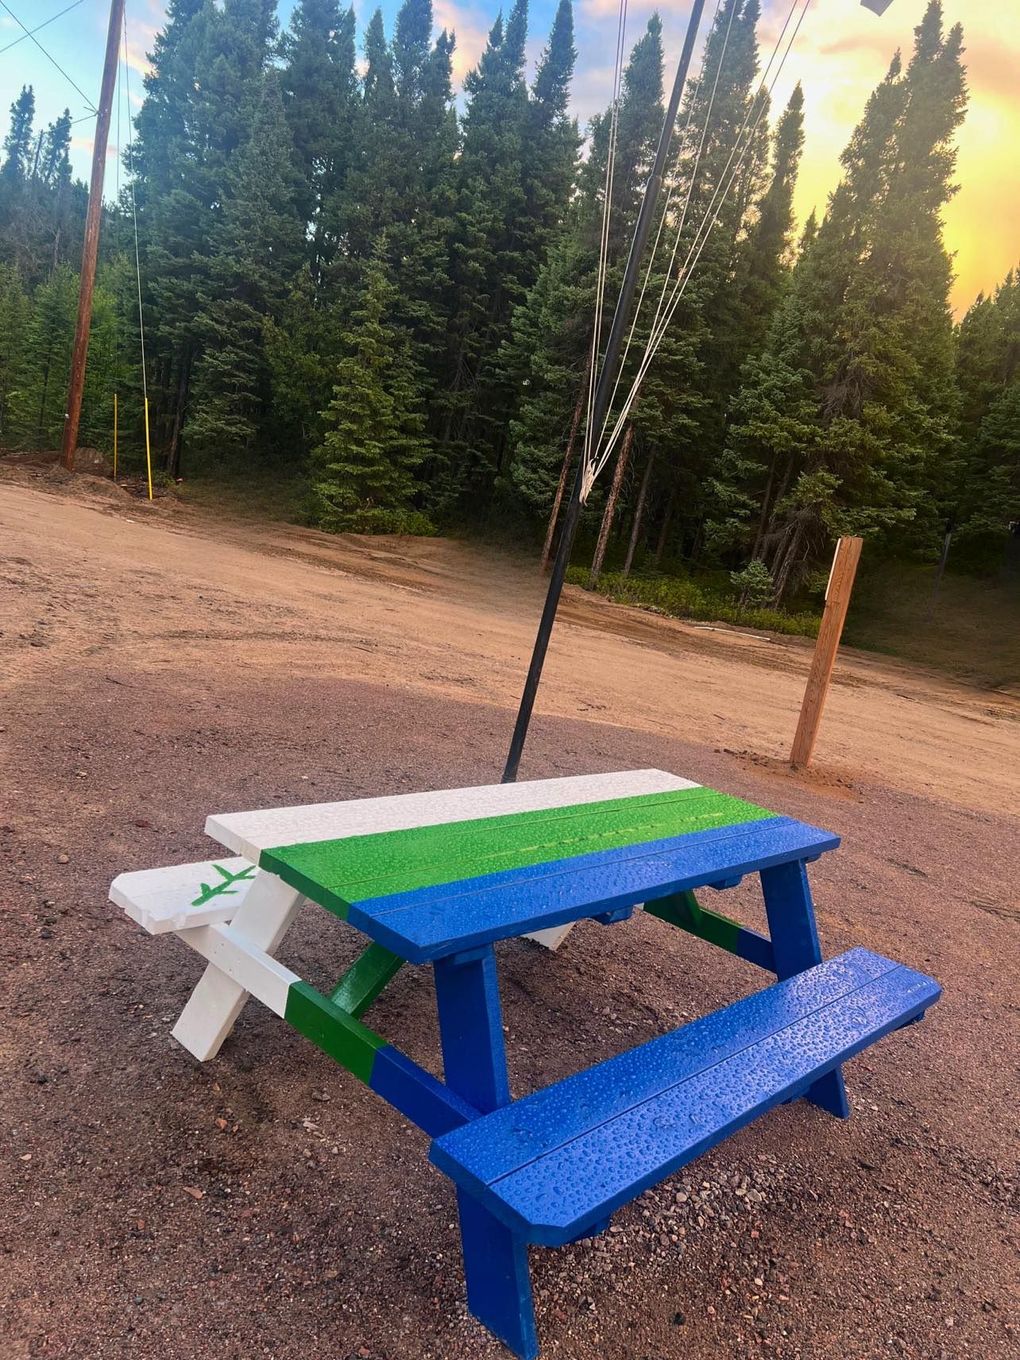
[1,0,1017,617]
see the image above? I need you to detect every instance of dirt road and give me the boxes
[2,469,1018,1360]
[2,471,1016,814]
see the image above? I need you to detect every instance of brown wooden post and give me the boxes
[60,0,125,471]
[790,535,863,768]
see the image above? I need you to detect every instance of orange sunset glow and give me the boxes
[759,0,1019,314]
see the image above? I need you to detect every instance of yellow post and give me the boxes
[143,395,153,501]
[112,392,118,479]
[790,535,863,768]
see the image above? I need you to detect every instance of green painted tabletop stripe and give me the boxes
[261,787,774,911]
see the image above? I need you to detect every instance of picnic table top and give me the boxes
[206,769,839,963]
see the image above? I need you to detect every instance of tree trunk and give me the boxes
[37,347,52,442]
[771,519,804,604]
[166,359,190,479]
[654,485,678,566]
[623,451,655,577]
[540,386,586,572]
[751,453,777,559]
[589,425,634,588]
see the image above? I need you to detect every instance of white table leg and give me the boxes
[171,869,304,1061]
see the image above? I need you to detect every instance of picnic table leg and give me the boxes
[434,949,539,1360]
[171,870,304,1062]
[759,860,851,1119]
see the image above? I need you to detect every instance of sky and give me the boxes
[1,0,1016,316]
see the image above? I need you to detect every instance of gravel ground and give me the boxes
[1,473,1018,1360]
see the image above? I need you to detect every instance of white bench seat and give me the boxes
[111,857,257,934]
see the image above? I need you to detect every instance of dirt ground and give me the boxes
[1,466,1017,1360]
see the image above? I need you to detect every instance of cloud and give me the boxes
[123,0,159,80]
[56,0,1018,315]
[433,0,490,83]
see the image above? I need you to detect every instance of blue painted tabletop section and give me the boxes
[431,948,941,1244]
[347,817,840,962]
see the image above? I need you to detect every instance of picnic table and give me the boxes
[111,769,940,1359]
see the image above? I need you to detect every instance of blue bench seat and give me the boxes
[431,948,939,1247]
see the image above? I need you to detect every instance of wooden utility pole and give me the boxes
[790,535,863,768]
[60,0,125,471]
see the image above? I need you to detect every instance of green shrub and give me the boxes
[568,566,819,638]
[729,558,774,608]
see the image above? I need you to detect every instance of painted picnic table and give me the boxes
[111,769,940,1359]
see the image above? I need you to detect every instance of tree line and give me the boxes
[0,0,1016,601]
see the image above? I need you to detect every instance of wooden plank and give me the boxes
[644,891,775,971]
[343,818,838,962]
[170,870,304,1061]
[330,942,403,1018]
[433,949,896,1179]
[111,857,256,934]
[206,769,697,861]
[260,788,773,909]
[790,536,863,768]
[472,967,937,1244]
[175,921,300,1018]
[431,950,941,1245]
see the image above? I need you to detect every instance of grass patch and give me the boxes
[845,559,1020,690]
[177,464,309,524]
[568,567,821,638]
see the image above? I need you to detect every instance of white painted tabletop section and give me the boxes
[205,769,700,861]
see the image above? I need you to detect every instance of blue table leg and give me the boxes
[759,860,851,1119]
[434,948,539,1360]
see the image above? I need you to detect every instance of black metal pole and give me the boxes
[502,0,709,783]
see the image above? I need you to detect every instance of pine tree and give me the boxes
[720,2,968,598]
[77,280,120,454]
[1,86,35,185]
[135,0,279,474]
[10,263,78,447]
[38,110,72,190]
[187,74,305,462]
[433,2,529,497]
[0,263,29,443]
[642,0,772,561]
[524,0,579,282]
[279,0,357,275]
[953,268,1020,542]
[966,385,1020,538]
[502,231,594,516]
[436,0,581,508]
[729,84,805,370]
[311,254,430,533]
[502,15,661,524]
[1,89,85,286]
[810,4,966,563]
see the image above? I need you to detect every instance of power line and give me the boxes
[0,0,87,58]
[0,0,97,113]
[592,0,814,481]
